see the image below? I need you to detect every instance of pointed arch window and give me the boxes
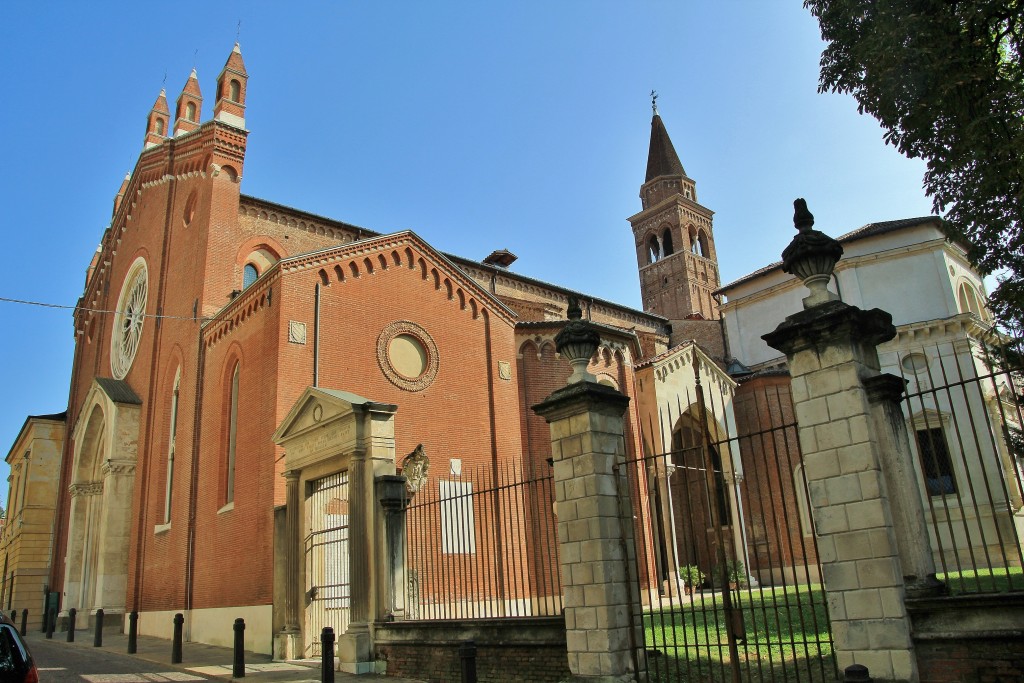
[185,102,197,122]
[163,368,181,526]
[225,363,240,506]
[229,79,241,101]
[155,118,165,135]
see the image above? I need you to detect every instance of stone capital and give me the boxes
[762,300,896,359]
[532,381,630,423]
[70,481,104,497]
[864,373,908,404]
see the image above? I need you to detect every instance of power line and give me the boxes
[0,296,198,321]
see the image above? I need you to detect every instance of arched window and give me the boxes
[647,235,661,264]
[185,102,197,122]
[957,282,986,319]
[229,79,241,101]
[662,228,675,257]
[243,264,259,289]
[155,118,165,135]
[225,363,239,505]
[163,368,181,525]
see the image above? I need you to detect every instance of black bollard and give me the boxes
[128,610,138,654]
[844,664,872,682]
[20,609,27,636]
[94,608,104,647]
[233,618,246,678]
[171,613,184,664]
[67,607,77,643]
[46,608,55,639]
[320,627,335,683]
[9,610,14,622]
[459,640,478,683]
[41,589,49,633]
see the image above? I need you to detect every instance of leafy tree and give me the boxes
[805,1,1024,333]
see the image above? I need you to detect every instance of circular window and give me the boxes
[389,334,428,379]
[111,257,149,379]
[901,352,929,375]
[377,321,438,391]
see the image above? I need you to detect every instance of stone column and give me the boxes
[338,400,397,675]
[375,474,408,621]
[275,470,302,660]
[533,297,643,683]
[762,199,930,681]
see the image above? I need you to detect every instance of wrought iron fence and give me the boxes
[304,470,351,656]
[896,338,1024,593]
[631,372,834,682]
[404,459,562,620]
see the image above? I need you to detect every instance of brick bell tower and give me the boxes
[628,99,722,349]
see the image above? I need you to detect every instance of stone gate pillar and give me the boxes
[533,298,644,683]
[763,199,936,682]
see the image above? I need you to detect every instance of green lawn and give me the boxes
[937,566,1024,594]
[642,585,835,683]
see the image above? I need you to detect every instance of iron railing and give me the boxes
[404,460,562,620]
[897,338,1024,593]
[632,372,834,682]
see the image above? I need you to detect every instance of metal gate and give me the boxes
[304,470,350,656]
[628,371,834,682]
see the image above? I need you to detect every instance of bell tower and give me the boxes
[628,102,721,333]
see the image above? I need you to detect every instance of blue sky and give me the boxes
[0,1,935,505]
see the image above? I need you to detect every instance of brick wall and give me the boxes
[909,593,1024,683]
[374,617,569,683]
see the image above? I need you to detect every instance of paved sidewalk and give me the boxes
[25,628,425,682]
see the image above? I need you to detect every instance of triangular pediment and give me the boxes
[274,387,396,472]
[274,387,382,445]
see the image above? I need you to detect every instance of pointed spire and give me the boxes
[144,88,171,149]
[113,172,131,217]
[215,43,248,128]
[645,112,686,182]
[174,69,203,136]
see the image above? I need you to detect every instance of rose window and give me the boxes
[111,257,149,379]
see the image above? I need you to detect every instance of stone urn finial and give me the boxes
[555,296,600,384]
[781,198,844,309]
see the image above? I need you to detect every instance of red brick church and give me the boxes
[38,43,810,656]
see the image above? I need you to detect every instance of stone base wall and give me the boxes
[908,593,1024,683]
[373,617,568,683]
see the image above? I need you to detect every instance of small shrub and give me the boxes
[678,564,706,588]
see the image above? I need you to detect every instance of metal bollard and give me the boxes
[459,640,478,683]
[844,664,872,682]
[46,608,55,639]
[171,613,184,664]
[233,618,245,678]
[128,610,138,654]
[20,609,27,636]
[94,608,104,647]
[320,627,335,683]
[67,607,77,643]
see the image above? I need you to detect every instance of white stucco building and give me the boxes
[719,216,1024,576]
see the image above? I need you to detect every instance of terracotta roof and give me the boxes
[717,216,941,293]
